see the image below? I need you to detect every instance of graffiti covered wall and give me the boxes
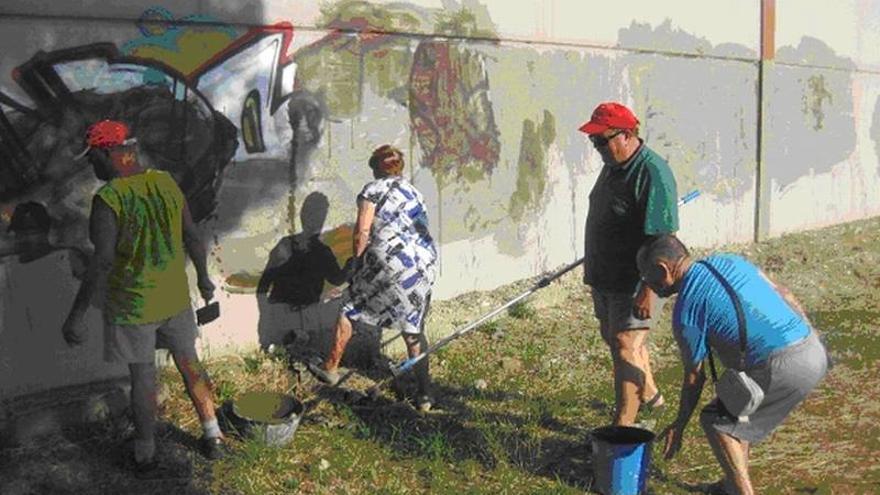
[0,0,878,397]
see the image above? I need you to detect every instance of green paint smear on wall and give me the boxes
[295,1,500,119]
[509,110,556,222]
[294,1,426,119]
[434,7,498,39]
[803,74,834,131]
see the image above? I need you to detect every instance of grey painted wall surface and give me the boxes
[0,0,877,397]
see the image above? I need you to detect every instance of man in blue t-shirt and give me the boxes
[636,235,829,495]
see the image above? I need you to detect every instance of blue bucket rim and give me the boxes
[591,425,655,445]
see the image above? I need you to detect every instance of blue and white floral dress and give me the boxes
[342,177,438,334]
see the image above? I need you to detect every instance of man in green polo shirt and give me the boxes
[579,102,679,426]
[61,120,225,477]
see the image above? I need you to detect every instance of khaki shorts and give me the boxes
[701,331,828,443]
[104,308,199,363]
[591,288,667,343]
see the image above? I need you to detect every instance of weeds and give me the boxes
[477,320,501,335]
[215,380,238,403]
[243,353,263,374]
[413,431,452,461]
[508,300,536,319]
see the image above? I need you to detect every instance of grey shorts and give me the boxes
[104,308,199,364]
[701,331,829,443]
[591,287,667,342]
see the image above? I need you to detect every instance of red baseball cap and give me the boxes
[74,120,137,160]
[578,102,640,135]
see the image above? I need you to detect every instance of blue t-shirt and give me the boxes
[673,254,810,370]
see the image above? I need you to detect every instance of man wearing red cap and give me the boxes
[62,120,225,477]
[579,102,679,426]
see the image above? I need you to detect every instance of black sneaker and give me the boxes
[134,458,190,480]
[200,436,227,461]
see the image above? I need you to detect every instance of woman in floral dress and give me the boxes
[308,145,438,410]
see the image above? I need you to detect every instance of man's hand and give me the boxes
[62,310,88,346]
[198,276,215,303]
[633,284,655,320]
[660,422,685,460]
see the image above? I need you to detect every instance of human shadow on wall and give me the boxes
[0,202,127,402]
[256,191,375,366]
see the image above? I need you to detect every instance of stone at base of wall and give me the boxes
[0,377,130,448]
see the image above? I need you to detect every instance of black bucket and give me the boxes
[218,391,303,447]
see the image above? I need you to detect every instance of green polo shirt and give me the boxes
[96,170,191,324]
[583,142,678,292]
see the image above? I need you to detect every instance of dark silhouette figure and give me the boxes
[256,192,348,349]
[1,202,126,401]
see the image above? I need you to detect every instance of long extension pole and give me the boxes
[365,190,701,395]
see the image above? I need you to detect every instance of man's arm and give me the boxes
[62,196,116,345]
[257,241,287,296]
[182,200,214,302]
[632,279,658,319]
[634,160,679,317]
[323,244,348,286]
[661,361,707,459]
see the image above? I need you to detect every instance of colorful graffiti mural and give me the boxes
[124,8,298,161]
[0,43,238,250]
[0,10,312,259]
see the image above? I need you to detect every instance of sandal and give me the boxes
[641,391,665,411]
[306,362,341,386]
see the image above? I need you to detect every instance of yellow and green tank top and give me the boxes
[96,170,191,324]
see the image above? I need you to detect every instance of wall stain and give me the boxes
[409,40,501,185]
[619,21,756,201]
[294,1,426,118]
[803,74,834,131]
[769,37,856,188]
[509,110,555,221]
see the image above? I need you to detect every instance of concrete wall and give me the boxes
[0,0,877,398]
[763,0,880,236]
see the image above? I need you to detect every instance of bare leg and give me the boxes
[171,350,218,424]
[403,333,430,397]
[129,362,158,463]
[324,313,353,371]
[638,342,661,404]
[701,413,754,495]
[611,328,649,425]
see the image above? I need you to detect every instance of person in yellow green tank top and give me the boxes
[61,120,225,478]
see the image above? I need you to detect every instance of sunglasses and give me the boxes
[589,130,625,148]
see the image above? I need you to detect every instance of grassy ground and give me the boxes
[3,216,880,494]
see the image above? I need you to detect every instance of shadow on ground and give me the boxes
[0,420,215,495]
[296,358,601,492]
